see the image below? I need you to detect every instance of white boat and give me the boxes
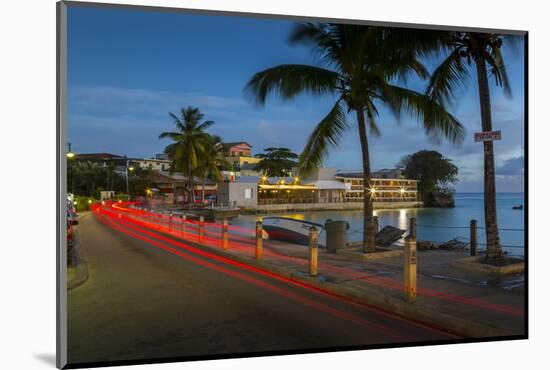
[261,217,326,247]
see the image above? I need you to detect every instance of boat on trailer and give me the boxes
[261,217,326,247]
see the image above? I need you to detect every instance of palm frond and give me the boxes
[158,131,181,140]
[383,84,464,144]
[426,49,469,104]
[197,120,215,132]
[365,100,381,137]
[489,46,512,97]
[245,64,339,105]
[298,101,347,176]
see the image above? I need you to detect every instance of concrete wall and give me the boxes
[217,182,258,207]
[245,201,423,212]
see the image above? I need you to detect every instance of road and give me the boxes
[67,210,456,366]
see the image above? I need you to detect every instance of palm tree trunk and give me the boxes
[202,175,206,203]
[356,108,376,253]
[475,57,502,259]
[188,161,194,210]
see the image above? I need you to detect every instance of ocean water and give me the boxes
[233,193,526,256]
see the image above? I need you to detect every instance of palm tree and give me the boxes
[197,135,230,203]
[426,32,520,260]
[246,23,464,253]
[159,107,214,208]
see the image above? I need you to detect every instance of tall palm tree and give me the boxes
[246,23,464,252]
[159,107,214,208]
[426,32,521,260]
[197,135,230,203]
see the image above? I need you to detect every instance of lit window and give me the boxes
[244,188,253,199]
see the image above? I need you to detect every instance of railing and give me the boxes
[343,197,418,202]
[258,197,344,205]
[97,202,525,306]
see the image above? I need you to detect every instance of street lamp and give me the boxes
[125,161,135,200]
[66,142,75,159]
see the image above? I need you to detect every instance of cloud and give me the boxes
[69,85,247,119]
[496,155,524,176]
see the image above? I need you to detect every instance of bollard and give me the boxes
[373,216,379,234]
[408,217,417,240]
[181,214,187,236]
[404,235,417,303]
[222,218,229,250]
[470,219,478,256]
[199,216,205,242]
[168,212,173,232]
[255,220,263,259]
[309,226,319,277]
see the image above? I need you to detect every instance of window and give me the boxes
[244,188,253,199]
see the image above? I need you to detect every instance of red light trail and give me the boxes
[95,202,523,322]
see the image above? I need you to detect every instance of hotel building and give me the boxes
[218,167,420,210]
[336,169,418,203]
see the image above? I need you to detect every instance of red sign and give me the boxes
[474,130,502,142]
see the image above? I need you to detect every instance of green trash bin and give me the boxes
[324,220,348,253]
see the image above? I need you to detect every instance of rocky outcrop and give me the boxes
[423,190,455,208]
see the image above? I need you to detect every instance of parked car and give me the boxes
[67,203,78,266]
[67,202,78,226]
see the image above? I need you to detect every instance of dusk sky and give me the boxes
[67,4,525,192]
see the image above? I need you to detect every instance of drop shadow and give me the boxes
[34,353,56,367]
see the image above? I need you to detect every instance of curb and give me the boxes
[453,256,525,275]
[339,247,404,261]
[68,213,90,291]
[67,237,89,291]
[187,239,521,339]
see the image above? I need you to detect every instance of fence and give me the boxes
[96,201,524,304]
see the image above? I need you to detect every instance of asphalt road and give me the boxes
[67,211,455,366]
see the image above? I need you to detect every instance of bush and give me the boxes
[73,195,96,212]
[113,193,130,201]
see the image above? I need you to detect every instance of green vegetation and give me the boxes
[67,161,122,198]
[159,106,218,207]
[196,135,229,201]
[254,147,299,177]
[67,160,154,199]
[399,150,458,206]
[427,32,520,259]
[246,24,463,252]
[73,195,96,212]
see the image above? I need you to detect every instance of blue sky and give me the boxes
[67,5,525,192]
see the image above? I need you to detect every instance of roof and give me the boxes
[76,153,124,160]
[336,169,416,181]
[138,158,171,163]
[259,184,315,190]
[223,142,252,149]
[303,180,348,190]
[237,176,262,183]
[153,172,216,185]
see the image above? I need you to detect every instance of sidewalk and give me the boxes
[115,204,526,339]
[202,237,524,338]
[67,212,91,290]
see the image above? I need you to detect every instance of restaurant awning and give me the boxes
[303,180,347,190]
[258,184,316,190]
